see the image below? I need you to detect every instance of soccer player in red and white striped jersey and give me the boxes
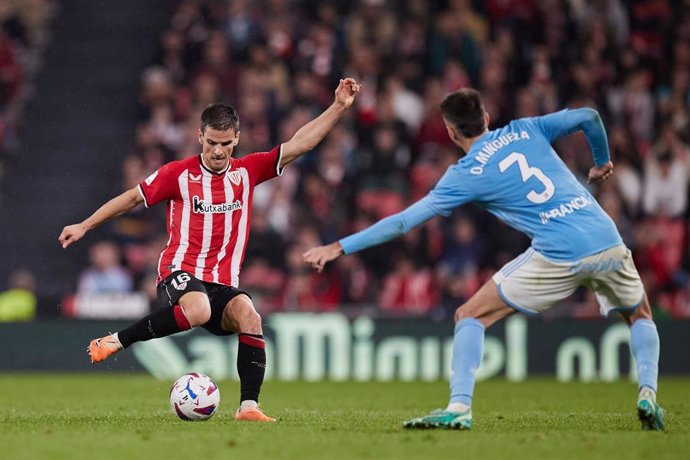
[59,77,360,422]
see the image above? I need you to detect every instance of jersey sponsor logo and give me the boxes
[144,170,159,185]
[539,195,593,224]
[192,195,243,214]
[189,173,202,182]
[471,131,530,175]
[228,171,241,186]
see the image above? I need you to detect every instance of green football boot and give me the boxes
[403,409,472,430]
[637,388,665,431]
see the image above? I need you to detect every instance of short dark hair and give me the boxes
[200,103,240,133]
[439,88,486,138]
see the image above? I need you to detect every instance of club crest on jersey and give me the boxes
[193,196,243,214]
[228,171,242,186]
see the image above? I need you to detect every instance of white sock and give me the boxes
[240,400,258,411]
[111,332,123,349]
[446,402,471,413]
[638,386,656,401]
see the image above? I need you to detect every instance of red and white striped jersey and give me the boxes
[138,145,283,287]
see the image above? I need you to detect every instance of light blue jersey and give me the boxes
[340,108,622,261]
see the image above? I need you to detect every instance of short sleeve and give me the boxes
[238,145,283,186]
[425,165,476,215]
[138,162,181,207]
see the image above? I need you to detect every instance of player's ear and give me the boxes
[484,112,490,130]
[446,125,458,144]
[198,129,204,145]
[233,131,240,146]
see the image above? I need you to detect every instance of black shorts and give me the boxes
[158,270,251,336]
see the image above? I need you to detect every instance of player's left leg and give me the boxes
[219,294,275,422]
[404,279,514,430]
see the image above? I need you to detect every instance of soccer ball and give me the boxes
[169,373,221,421]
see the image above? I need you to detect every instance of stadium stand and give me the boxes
[5,0,690,319]
[86,0,688,319]
[0,0,56,196]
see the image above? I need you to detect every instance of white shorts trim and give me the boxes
[492,244,645,317]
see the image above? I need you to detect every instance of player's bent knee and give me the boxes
[226,295,262,333]
[454,304,478,323]
[237,308,261,332]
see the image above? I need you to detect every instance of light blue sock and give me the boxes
[630,319,660,392]
[449,318,485,407]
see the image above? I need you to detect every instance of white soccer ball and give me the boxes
[169,373,221,421]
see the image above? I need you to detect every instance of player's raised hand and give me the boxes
[303,242,344,273]
[334,77,360,109]
[587,161,614,184]
[59,223,87,249]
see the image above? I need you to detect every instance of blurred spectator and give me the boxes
[281,226,341,311]
[642,124,690,218]
[0,269,36,321]
[0,0,56,194]
[379,253,437,314]
[77,241,133,294]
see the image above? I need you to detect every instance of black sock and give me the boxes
[237,333,266,404]
[118,305,192,348]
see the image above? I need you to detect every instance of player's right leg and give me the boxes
[219,293,276,422]
[88,271,211,363]
[619,297,665,431]
[585,245,665,430]
[403,279,514,430]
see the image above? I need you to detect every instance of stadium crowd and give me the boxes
[0,0,55,197]
[74,0,690,320]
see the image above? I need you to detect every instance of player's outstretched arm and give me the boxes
[58,187,144,249]
[279,78,360,168]
[303,196,441,272]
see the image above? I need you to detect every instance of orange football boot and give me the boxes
[87,335,123,363]
[235,406,276,422]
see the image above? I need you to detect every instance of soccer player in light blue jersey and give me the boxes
[304,88,665,431]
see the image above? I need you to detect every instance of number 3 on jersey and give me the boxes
[499,152,555,204]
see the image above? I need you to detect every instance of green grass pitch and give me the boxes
[0,375,687,460]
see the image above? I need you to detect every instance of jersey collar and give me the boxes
[199,154,232,175]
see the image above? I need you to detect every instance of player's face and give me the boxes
[199,127,240,171]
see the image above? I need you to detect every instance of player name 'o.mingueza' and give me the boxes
[539,195,592,224]
[471,130,531,175]
[192,196,243,214]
